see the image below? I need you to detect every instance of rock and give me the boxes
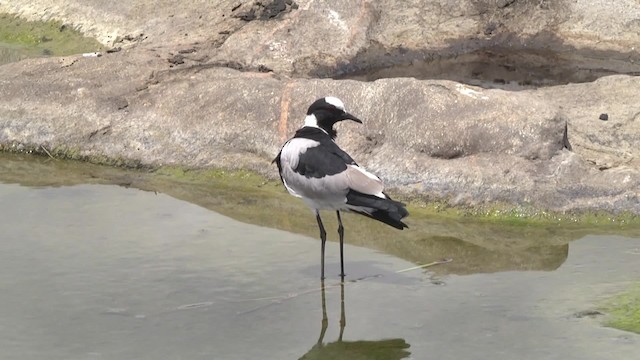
[0,1,241,47]
[211,0,640,83]
[540,75,640,170]
[231,0,297,21]
[2,0,639,83]
[1,52,639,214]
[0,0,639,215]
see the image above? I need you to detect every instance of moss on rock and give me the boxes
[0,13,103,63]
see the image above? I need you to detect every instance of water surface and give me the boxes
[1,154,639,360]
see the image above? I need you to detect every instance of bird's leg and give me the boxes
[336,211,345,280]
[338,281,346,342]
[317,280,328,345]
[316,211,327,280]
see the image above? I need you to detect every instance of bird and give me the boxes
[273,96,409,279]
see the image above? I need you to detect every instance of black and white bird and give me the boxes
[273,96,409,279]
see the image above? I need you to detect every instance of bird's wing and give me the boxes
[321,140,385,197]
[344,165,385,198]
[301,141,385,198]
[326,141,357,167]
[277,133,386,203]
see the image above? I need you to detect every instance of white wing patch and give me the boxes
[344,165,385,198]
[279,138,320,170]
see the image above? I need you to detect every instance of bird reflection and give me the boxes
[299,281,410,360]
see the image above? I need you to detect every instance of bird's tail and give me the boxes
[345,190,409,230]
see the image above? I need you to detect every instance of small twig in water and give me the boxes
[176,301,214,310]
[40,145,55,160]
[395,258,453,273]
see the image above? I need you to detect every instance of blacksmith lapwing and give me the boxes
[273,96,409,279]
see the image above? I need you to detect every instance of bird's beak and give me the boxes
[341,112,363,124]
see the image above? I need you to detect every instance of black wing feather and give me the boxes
[292,127,357,178]
[346,190,409,229]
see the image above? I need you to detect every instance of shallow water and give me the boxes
[1,154,639,360]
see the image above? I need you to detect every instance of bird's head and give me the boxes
[304,96,362,139]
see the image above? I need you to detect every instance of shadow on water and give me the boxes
[1,152,638,276]
[298,281,410,360]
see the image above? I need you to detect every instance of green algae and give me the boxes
[601,284,640,334]
[0,13,103,65]
[407,197,640,227]
[131,165,640,228]
[3,146,640,227]
[154,165,640,228]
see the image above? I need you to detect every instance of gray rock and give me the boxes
[540,75,640,170]
[1,53,639,213]
[2,0,639,82]
[0,0,639,215]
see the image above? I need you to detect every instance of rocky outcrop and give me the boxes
[542,75,640,170]
[2,0,639,82]
[0,0,639,215]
